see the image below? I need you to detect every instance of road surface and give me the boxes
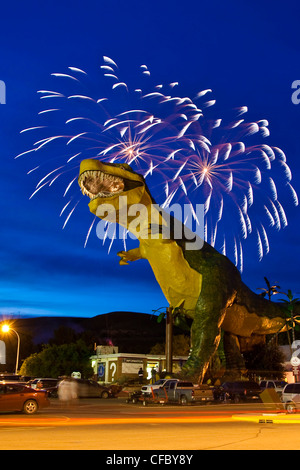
[0,398,299,450]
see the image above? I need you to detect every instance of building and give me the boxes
[0,341,5,364]
[90,346,188,383]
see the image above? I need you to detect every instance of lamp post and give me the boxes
[153,306,173,376]
[165,306,173,375]
[1,325,20,374]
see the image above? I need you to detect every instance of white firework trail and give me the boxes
[17,57,298,270]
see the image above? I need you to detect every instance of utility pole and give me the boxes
[165,306,173,375]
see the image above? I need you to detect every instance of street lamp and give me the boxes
[1,325,20,374]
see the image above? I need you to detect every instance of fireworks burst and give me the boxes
[166,106,299,270]
[17,56,298,270]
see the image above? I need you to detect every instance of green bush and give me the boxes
[20,339,94,378]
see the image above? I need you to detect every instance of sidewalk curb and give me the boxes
[232,413,300,424]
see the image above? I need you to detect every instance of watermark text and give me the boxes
[0,80,6,104]
[95,197,205,250]
[291,80,300,105]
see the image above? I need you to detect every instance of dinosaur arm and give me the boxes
[117,246,143,265]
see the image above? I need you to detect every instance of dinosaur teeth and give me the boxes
[78,169,124,199]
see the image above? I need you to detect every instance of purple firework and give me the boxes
[17,56,298,270]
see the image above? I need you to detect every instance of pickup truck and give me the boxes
[259,380,286,395]
[155,380,214,405]
[141,378,179,397]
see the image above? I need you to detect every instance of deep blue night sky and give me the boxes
[0,0,299,318]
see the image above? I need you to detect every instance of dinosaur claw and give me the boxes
[117,251,128,265]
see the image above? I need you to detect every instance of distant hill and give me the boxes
[11,311,180,354]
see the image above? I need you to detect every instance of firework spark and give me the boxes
[17,57,298,269]
[173,102,299,270]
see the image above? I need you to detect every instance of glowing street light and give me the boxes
[1,325,20,374]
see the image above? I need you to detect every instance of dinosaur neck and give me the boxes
[117,189,203,313]
[118,189,175,243]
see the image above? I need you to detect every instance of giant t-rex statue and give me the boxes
[78,158,291,383]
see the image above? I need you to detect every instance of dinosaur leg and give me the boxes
[185,309,222,384]
[223,332,246,377]
[183,282,236,384]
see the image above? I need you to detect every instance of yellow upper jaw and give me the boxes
[79,159,144,184]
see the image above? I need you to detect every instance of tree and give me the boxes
[243,342,285,379]
[49,326,78,345]
[20,340,94,378]
[279,289,300,348]
[257,277,281,301]
[150,334,190,356]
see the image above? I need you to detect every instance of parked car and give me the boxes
[281,382,300,413]
[69,379,114,398]
[260,380,286,394]
[220,381,262,403]
[0,381,50,414]
[0,374,21,381]
[19,376,35,382]
[27,378,60,397]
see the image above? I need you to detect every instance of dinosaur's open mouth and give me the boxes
[78,170,125,200]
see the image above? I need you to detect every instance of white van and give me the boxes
[281,382,300,413]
